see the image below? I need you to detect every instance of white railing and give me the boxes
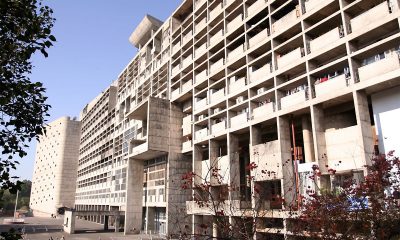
[182,79,193,92]
[172,41,181,54]
[225,0,235,7]
[229,76,246,93]
[272,6,300,34]
[305,0,323,13]
[171,64,181,76]
[183,30,193,44]
[210,88,225,104]
[209,3,223,20]
[314,74,348,97]
[227,14,243,33]
[227,44,244,62]
[211,120,226,134]
[182,115,192,136]
[217,155,230,184]
[280,89,307,109]
[195,42,207,58]
[195,69,208,84]
[210,29,224,45]
[196,128,209,141]
[277,47,303,69]
[350,2,390,33]
[230,112,248,128]
[171,88,180,99]
[210,58,225,74]
[195,0,206,10]
[195,97,208,110]
[309,27,342,53]
[195,17,207,33]
[182,140,192,152]
[248,0,267,17]
[252,102,274,120]
[182,54,193,68]
[249,63,271,83]
[248,28,269,48]
[358,53,400,81]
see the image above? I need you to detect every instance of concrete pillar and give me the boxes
[353,90,374,167]
[311,105,328,173]
[302,115,315,163]
[146,207,155,233]
[210,140,219,185]
[277,116,295,207]
[104,215,109,231]
[124,159,144,235]
[115,215,121,233]
[228,134,240,200]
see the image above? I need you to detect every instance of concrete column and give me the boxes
[250,126,261,146]
[311,104,328,173]
[210,140,219,185]
[104,215,109,231]
[115,215,121,232]
[277,116,295,207]
[228,134,240,200]
[146,207,155,233]
[124,159,144,235]
[302,115,315,163]
[353,90,374,167]
[63,210,76,234]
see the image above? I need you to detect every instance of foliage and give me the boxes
[293,151,400,239]
[0,180,32,213]
[0,228,21,240]
[0,0,55,193]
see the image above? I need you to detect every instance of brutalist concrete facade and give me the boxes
[71,0,400,238]
[30,116,81,217]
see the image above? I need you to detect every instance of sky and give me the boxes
[14,0,182,180]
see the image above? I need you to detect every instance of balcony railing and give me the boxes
[195,69,208,84]
[182,140,192,152]
[217,155,230,185]
[211,120,226,134]
[358,53,400,81]
[183,30,193,45]
[195,127,208,141]
[195,17,207,33]
[210,29,224,46]
[229,76,246,93]
[172,41,181,54]
[182,79,193,93]
[350,1,390,33]
[276,47,304,69]
[252,102,274,120]
[210,88,225,104]
[194,97,208,110]
[210,58,225,74]
[227,14,243,33]
[209,3,223,20]
[272,6,300,35]
[249,63,271,83]
[305,0,323,13]
[202,159,211,182]
[171,64,181,77]
[248,0,267,17]
[230,112,248,128]
[195,42,207,58]
[182,115,192,136]
[280,88,307,109]
[182,54,193,69]
[227,44,244,63]
[171,87,180,99]
[195,0,206,11]
[248,28,269,49]
[314,74,348,97]
[309,27,343,53]
[250,140,282,181]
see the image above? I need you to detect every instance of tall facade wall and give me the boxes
[30,116,81,217]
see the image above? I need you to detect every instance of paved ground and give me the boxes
[0,217,165,240]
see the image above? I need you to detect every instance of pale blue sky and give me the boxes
[15,0,182,180]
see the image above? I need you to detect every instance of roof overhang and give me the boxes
[129,15,163,48]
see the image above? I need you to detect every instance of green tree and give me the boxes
[0,0,55,193]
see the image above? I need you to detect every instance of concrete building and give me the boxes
[30,116,81,217]
[70,0,400,238]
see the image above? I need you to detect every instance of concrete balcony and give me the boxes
[183,115,192,136]
[182,79,193,93]
[171,87,180,99]
[195,127,208,141]
[227,14,243,33]
[229,76,246,93]
[211,120,226,135]
[314,74,348,97]
[183,30,193,44]
[210,29,224,46]
[194,97,208,110]
[195,69,208,85]
[309,27,342,54]
[305,0,323,13]
[172,41,181,54]
[325,126,364,172]
[227,44,244,63]
[252,102,274,120]
[248,28,269,49]
[182,54,193,69]
[209,3,223,20]
[171,64,181,77]
[248,0,267,17]
[195,42,207,58]
[230,112,249,128]
[195,0,206,11]
[249,64,271,83]
[277,47,303,69]
[216,155,230,185]
[272,6,300,35]
[182,140,192,153]
[210,88,225,104]
[210,58,225,74]
[280,89,307,109]
[202,159,211,183]
[186,201,213,215]
[358,53,400,81]
[225,0,235,7]
[350,2,390,33]
[250,140,282,181]
[195,17,207,33]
